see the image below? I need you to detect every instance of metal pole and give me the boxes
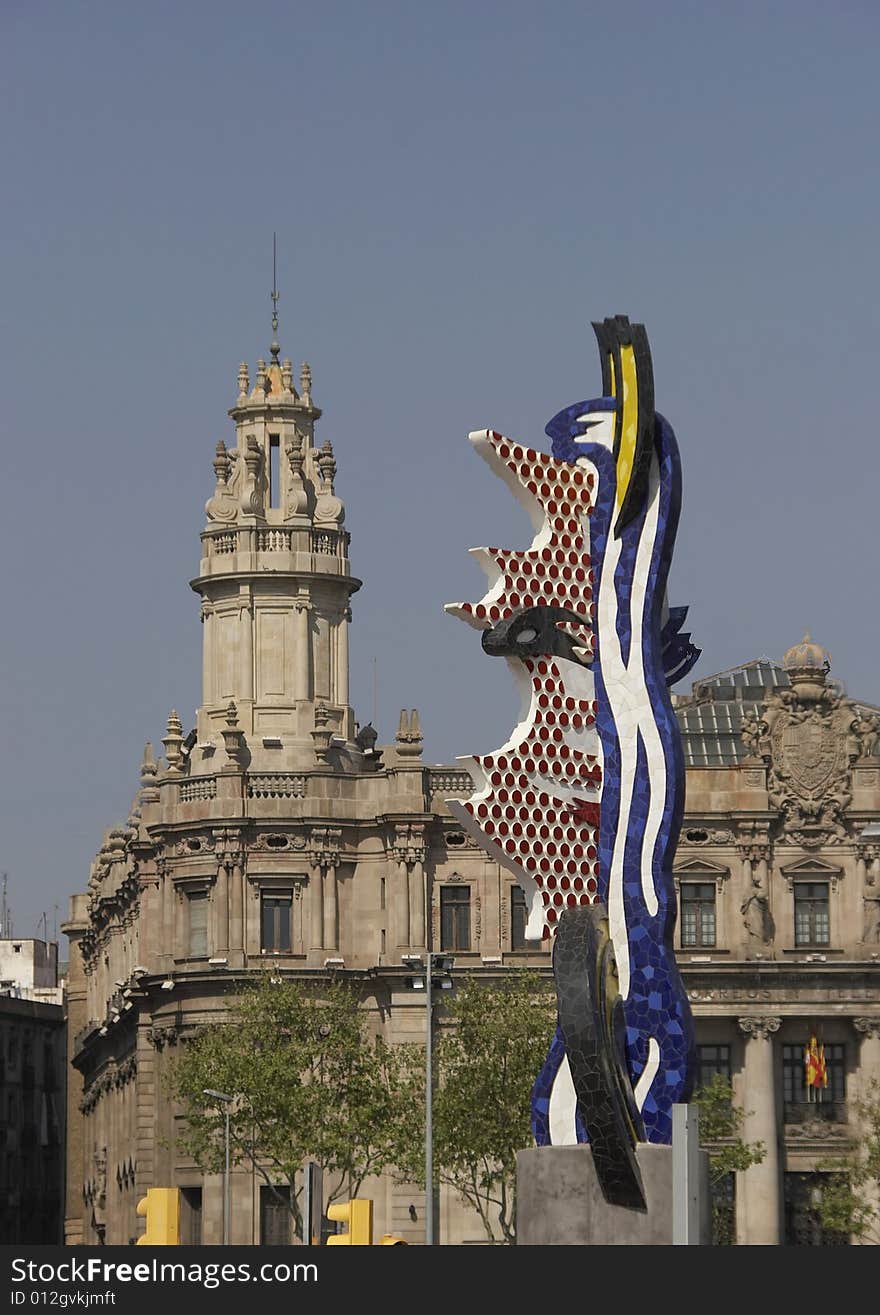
[224,1107,230,1246]
[303,1160,322,1245]
[672,1103,703,1244]
[425,952,434,1246]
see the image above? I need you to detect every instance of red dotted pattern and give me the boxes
[463,657,602,939]
[451,431,604,940]
[454,434,596,657]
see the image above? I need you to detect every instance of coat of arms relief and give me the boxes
[740,635,879,848]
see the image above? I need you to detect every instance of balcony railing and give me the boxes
[179,777,218,803]
[428,769,474,798]
[247,773,307,799]
[203,527,349,559]
[784,1100,848,1125]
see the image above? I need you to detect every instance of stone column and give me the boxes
[853,1018,880,1241]
[323,863,338,951]
[239,596,253,702]
[310,862,323,951]
[334,607,350,707]
[160,863,175,971]
[856,848,868,888]
[174,885,186,957]
[201,602,213,705]
[213,867,229,956]
[396,857,410,949]
[410,857,426,950]
[229,857,244,961]
[736,1016,781,1244]
[295,601,311,702]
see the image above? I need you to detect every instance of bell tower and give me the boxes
[190,306,361,773]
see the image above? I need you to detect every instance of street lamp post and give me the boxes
[404,952,453,1246]
[203,1088,233,1245]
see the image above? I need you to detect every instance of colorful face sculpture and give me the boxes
[446,317,699,1207]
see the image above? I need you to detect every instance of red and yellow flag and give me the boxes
[805,1035,828,1090]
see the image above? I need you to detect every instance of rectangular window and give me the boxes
[261,894,292,953]
[180,1188,202,1246]
[783,1042,845,1122]
[510,885,528,950]
[261,1185,292,1245]
[440,886,471,952]
[784,1172,850,1246]
[710,1172,736,1246]
[696,1043,731,1089]
[794,882,830,946]
[680,882,716,947]
[187,892,208,958]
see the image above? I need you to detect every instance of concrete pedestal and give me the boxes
[516,1144,711,1245]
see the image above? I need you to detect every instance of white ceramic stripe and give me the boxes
[548,1053,579,1146]
[633,1037,661,1113]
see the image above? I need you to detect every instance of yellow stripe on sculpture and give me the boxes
[616,342,640,521]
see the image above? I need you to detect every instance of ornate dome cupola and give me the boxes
[782,631,831,703]
[189,290,361,772]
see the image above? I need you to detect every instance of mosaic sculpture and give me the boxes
[446,317,699,1208]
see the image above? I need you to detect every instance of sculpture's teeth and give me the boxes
[572,645,593,662]
[443,601,492,631]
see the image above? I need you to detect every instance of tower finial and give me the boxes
[270,232,280,364]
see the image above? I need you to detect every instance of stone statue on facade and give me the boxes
[741,872,773,944]
[862,895,880,945]
[91,1147,107,1244]
[740,710,768,760]
[854,711,879,760]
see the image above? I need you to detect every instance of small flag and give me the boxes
[805,1035,828,1099]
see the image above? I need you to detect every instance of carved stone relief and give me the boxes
[763,682,854,847]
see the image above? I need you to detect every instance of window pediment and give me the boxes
[780,856,842,891]
[674,857,730,884]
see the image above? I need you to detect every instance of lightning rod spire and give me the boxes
[270,232,280,364]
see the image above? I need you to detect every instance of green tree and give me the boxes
[816,1079,880,1243]
[394,970,557,1245]
[692,1073,766,1245]
[167,975,419,1239]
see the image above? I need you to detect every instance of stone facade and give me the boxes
[63,330,880,1246]
[674,644,880,1244]
[62,334,551,1247]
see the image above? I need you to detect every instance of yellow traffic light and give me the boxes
[136,1187,181,1245]
[326,1198,373,1245]
[378,1234,409,1245]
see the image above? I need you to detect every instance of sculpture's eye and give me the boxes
[516,628,537,644]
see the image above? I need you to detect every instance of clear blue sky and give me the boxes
[2,1,878,941]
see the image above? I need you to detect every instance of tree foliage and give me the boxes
[692,1073,766,1245]
[166,975,418,1239]
[817,1079,880,1244]
[394,970,557,1244]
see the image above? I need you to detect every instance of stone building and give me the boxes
[673,644,880,1244]
[63,322,880,1246]
[1,940,66,1242]
[62,329,547,1247]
